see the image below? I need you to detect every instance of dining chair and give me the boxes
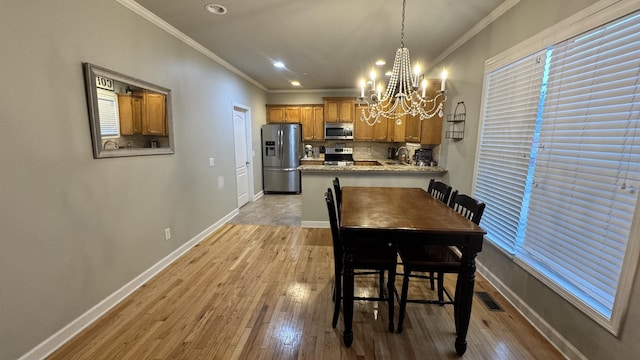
[424,179,453,289]
[325,188,397,332]
[333,177,385,296]
[427,179,452,204]
[332,177,343,222]
[396,190,485,333]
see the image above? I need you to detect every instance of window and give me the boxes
[475,9,640,332]
[97,88,120,138]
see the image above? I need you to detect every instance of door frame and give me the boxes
[232,103,255,204]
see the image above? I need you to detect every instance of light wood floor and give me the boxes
[47,224,563,360]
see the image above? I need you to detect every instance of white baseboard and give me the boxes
[253,190,264,201]
[301,220,329,228]
[476,261,587,360]
[18,209,239,360]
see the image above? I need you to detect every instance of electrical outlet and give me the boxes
[164,227,171,240]
[209,157,215,167]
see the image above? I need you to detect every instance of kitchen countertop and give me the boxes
[298,159,447,174]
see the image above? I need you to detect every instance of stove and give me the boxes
[324,147,354,166]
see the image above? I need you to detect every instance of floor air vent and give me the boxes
[475,291,504,312]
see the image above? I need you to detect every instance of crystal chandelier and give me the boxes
[357,0,447,126]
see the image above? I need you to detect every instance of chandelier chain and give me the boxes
[401,0,406,48]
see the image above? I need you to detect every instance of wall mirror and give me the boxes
[83,62,175,158]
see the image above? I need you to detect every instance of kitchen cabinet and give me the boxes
[118,92,167,136]
[420,81,444,145]
[267,105,302,123]
[143,93,167,135]
[324,97,355,123]
[118,94,143,135]
[404,113,421,142]
[301,106,324,141]
[386,108,406,142]
[420,116,443,145]
[353,105,373,141]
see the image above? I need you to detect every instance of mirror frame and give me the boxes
[83,62,175,158]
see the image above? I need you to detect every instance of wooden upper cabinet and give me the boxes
[143,93,167,135]
[386,109,406,142]
[420,80,444,145]
[118,94,143,135]
[372,116,389,141]
[285,107,301,123]
[421,116,443,145]
[267,105,302,123]
[301,106,324,141]
[405,113,421,143]
[353,105,373,141]
[267,106,286,123]
[313,106,324,140]
[324,97,355,123]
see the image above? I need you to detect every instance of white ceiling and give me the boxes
[133,0,508,91]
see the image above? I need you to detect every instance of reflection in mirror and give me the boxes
[83,63,174,158]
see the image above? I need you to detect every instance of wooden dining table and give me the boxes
[339,186,486,355]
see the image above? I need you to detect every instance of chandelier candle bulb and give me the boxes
[422,79,427,98]
[413,64,420,86]
[441,69,447,92]
[360,79,365,98]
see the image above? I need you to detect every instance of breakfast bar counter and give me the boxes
[298,159,447,174]
[299,159,448,227]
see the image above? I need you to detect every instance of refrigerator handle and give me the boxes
[279,130,283,158]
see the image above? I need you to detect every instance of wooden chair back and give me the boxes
[332,177,342,221]
[324,188,343,265]
[448,190,485,225]
[428,179,452,204]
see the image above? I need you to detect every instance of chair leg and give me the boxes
[332,274,341,328]
[387,266,395,332]
[397,271,410,333]
[430,271,436,290]
[438,272,445,305]
[379,270,385,299]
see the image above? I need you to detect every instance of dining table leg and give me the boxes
[343,243,354,347]
[454,248,479,356]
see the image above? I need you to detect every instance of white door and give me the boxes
[233,108,250,208]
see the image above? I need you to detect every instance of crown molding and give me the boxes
[430,0,521,67]
[116,0,268,92]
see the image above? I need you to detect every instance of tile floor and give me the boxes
[229,194,302,226]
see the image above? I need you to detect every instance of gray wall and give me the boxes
[0,0,266,359]
[432,0,640,359]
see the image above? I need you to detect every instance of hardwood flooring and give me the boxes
[47,223,563,360]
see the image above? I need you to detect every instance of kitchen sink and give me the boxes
[354,161,382,166]
[383,161,410,166]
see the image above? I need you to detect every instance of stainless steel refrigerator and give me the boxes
[262,124,301,193]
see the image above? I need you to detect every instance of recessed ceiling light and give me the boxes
[273,61,285,69]
[385,71,393,77]
[375,60,386,66]
[291,81,301,87]
[204,4,227,15]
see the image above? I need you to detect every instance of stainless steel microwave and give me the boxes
[324,123,354,140]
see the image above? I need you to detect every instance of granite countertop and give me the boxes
[298,159,447,174]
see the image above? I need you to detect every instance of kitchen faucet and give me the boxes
[395,146,410,164]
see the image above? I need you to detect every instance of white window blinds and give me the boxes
[97,89,120,138]
[475,9,640,327]
[474,50,547,253]
[517,12,640,319]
